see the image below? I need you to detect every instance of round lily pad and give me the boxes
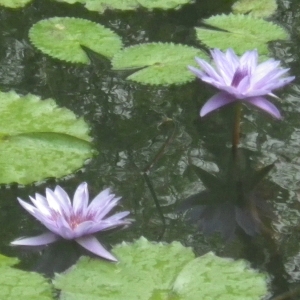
[29,17,123,64]
[0,91,94,185]
[54,237,269,300]
[137,0,194,10]
[232,0,277,18]
[111,43,208,85]
[0,0,32,8]
[54,0,194,13]
[0,254,53,300]
[195,13,288,55]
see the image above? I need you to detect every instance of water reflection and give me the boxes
[179,147,276,240]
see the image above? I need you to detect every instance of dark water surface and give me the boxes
[0,0,300,298]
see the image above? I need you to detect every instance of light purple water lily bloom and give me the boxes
[11,182,131,261]
[188,48,294,118]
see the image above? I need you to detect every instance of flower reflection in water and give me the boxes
[179,148,275,240]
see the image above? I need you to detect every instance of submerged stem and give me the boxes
[232,102,242,151]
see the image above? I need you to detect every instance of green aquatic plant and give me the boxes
[232,0,277,18]
[195,13,288,55]
[0,0,31,8]
[137,0,194,10]
[29,17,123,64]
[0,91,93,184]
[54,237,269,300]
[112,43,208,85]
[54,0,194,13]
[0,254,53,299]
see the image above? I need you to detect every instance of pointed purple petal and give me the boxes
[88,188,113,209]
[54,185,72,206]
[11,232,59,246]
[17,198,51,224]
[194,58,224,82]
[52,185,72,214]
[45,188,64,213]
[75,235,117,261]
[93,197,121,220]
[211,49,237,84]
[200,92,237,117]
[188,65,205,79]
[73,182,89,214]
[102,211,130,223]
[73,221,95,237]
[246,97,281,119]
[29,196,51,216]
[32,194,48,207]
[240,49,258,72]
[261,76,295,91]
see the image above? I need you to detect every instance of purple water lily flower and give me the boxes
[11,182,131,261]
[188,48,294,118]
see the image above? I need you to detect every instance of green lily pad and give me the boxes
[54,0,193,13]
[54,237,269,300]
[29,17,123,64]
[0,254,54,300]
[0,0,32,8]
[111,43,208,85]
[195,13,288,55]
[137,0,194,10]
[0,91,93,185]
[172,252,269,300]
[232,0,277,18]
[83,0,138,12]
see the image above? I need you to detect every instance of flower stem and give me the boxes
[232,102,242,151]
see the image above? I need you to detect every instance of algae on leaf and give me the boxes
[195,13,288,55]
[112,43,208,85]
[232,0,277,18]
[0,91,94,184]
[0,254,54,300]
[29,17,123,64]
[54,237,269,300]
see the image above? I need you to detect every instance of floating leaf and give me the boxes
[173,252,269,300]
[137,0,194,10]
[195,13,288,55]
[0,0,32,8]
[54,0,194,13]
[232,0,277,18]
[112,43,208,85]
[84,0,139,12]
[0,254,54,300]
[54,237,269,300]
[0,91,93,184]
[29,17,123,64]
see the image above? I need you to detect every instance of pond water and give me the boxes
[1,0,300,298]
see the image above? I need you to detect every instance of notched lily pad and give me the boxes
[0,91,94,185]
[195,13,288,55]
[112,43,208,85]
[232,0,277,18]
[0,254,54,300]
[29,17,123,64]
[54,237,269,300]
[0,0,32,8]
